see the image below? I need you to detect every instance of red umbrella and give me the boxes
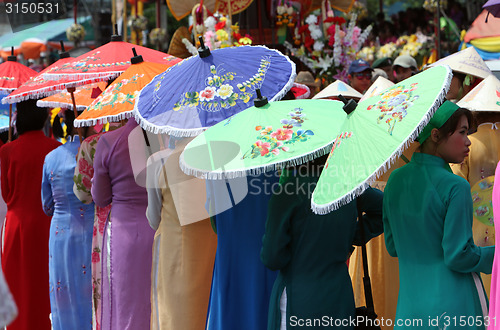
[43,35,181,85]
[2,44,111,143]
[3,43,115,104]
[0,50,37,94]
[0,48,37,140]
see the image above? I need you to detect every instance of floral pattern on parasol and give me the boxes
[171,59,270,113]
[242,107,314,159]
[366,82,420,135]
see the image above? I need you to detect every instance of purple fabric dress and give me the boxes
[489,161,500,329]
[91,119,154,330]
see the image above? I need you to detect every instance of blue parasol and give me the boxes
[133,44,296,137]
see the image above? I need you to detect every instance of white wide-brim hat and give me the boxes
[457,74,500,111]
[429,47,492,79]
[312,80,363,100]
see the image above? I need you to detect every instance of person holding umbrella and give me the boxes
[383,101,494,329]
[91,118,155,330]
[261,154,384,330]
[0,99,60,330]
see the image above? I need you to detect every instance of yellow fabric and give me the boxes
[349,142,419,328]
[450,123,500,298]
[151,140,217,330]
[470,37,500,53]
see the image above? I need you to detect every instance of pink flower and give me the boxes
[271,149,279,155]
[254,140,270,156]
[327,24,336,36]
[282,146,289,152]
[78,158,93,177]
[271,128,293,141]
[92,251,100,263]
[82,177,92,190]
[199,86,217,101]
[93,226,97,237]
[98,217,106,234]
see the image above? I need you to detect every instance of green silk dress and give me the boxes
[261,167,383,329]
[383,152,495,329]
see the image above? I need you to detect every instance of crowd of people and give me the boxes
[0,43,500,330]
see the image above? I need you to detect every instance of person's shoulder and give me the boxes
[446,170,470,189]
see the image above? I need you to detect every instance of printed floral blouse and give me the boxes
[73,132,111,330]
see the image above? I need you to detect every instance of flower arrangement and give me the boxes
[357,46,375,63]
[275,3,296,28]
[202,14,253,50]
[285,12,372,84]
[357,32,434,70]
[128,15,148,31]
[149,28,167,44]
[66,24,86,44]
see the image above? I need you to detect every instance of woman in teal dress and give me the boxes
[42,110,94,330]
[261,155,384,330]
[383,101,495,329]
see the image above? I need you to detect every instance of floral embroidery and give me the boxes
[88,74,143,111]
[242,107,313,159]
[367,82,419,135]
[47,51,181,74]
[73,132,110,330]
[172,57,271,113]
[324,132,353,170]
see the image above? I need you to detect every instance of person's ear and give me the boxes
[430,128,440,143]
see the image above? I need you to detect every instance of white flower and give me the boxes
[204,16,217,30]
[217,84,234,99]
[305,14,318,26]
[310,28,323,40]
[311,54,333,74]
[313,41,324,52]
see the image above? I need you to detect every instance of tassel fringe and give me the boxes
[74,110,134,127]
[179,141,335,180]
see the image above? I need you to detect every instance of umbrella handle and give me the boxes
[8,104,12,142]
[67,87,83,144]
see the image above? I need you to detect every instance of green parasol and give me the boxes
[311,65,452,214]
[180,95,346,179]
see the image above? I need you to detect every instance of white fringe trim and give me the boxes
[1,77,115,105]
[131,45,296,137]
[36,100,88,111]
[310,65,453,215]
[179,140,336,180]
[0,126,9,133]
[42,71,122,83]
[0,87,15,93]
[73,110,134,127]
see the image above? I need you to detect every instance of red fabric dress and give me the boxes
[0,131,60,330]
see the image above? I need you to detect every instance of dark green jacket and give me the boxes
[261,169,383,329]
